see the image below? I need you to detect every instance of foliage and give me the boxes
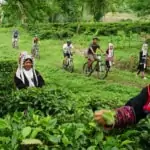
[0,59,17,95]
[0,26,150,149]
[0,104,150,149]
[1,0,124,24]
[126,0,150,16]
[26,22,150,40]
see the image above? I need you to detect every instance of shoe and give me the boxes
[143,77,147,80]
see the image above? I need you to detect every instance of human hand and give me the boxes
[94,110,109,126]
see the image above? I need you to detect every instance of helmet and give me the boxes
[93,37,99,40]
[67,39,71,44]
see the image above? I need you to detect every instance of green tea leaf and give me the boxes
[121,140,135,146]
[87,146,96,150]
[22,127,32,138]
[21,139,43,145]
[102,111,116,125]
[30,128,43,138]
[0,119,10,129]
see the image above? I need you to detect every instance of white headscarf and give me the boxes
[142,43,148,56]
[16,53,38,87]
[108,43,114,57]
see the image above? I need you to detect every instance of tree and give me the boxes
[2,0,50,24]
[85,0,123,21]
[126,0,150,16]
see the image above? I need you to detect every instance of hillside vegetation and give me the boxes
[0,26,150,149]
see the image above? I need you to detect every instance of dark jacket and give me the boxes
[125,86,148,123]
[14,70,45,89]
[139,51,148,64]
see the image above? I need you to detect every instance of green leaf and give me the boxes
[47,135,60,144]
[121,140,135,146]
[75,128,84,139]
[102,111,116,125]
[95,132,103,142]
[62,135,71,147]
[111,147,119,150]
[21,139,43,145]
[87,146,96,150]
[0,119,10,129]
[0,136,10,142]
[33,114,40,124]
[30,127,43,138]
[22,127,32,138]
[89,122,96,128]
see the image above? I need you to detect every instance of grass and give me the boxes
[0,27,150,107]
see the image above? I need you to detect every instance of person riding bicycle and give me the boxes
[87,37,103,71]
[12,29,19,48]
[32,35,39,48]
[32,35,40,57]
[137,43,148,80]
[63,40,74,66]
[105,43,114,71]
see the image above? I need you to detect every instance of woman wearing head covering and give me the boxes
[14,53,45,89]
[105,43,114,70]
[94,84,150,129]
[137,43,148,79]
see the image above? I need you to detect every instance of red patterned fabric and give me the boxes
[143,85,150,112]
[114,106,136,128]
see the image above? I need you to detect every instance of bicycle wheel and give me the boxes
[62,60,67,70]
[68,60,74,73]
[98,63,108,79]
[36,49,40,59]
[31,48,36,57]
[83,62,92,76]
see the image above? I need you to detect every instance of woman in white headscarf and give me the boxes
[14,53,45,89]
[105,43,114,70]
[137,43,148,79]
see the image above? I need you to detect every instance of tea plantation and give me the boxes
[0,27,150,150]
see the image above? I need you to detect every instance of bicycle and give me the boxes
[83,54,109,79]
[12,38,19,49]
[62,54,74,73]
[31,44,40,59]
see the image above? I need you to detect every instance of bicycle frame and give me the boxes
[67,56,73,66]
[13,38,18,48]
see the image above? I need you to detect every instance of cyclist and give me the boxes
[63,40,74,66]
[94,84,150,129]
[32,35,40,57]
[12,29,19,48]
[137,43,148,79]
[87,37,103,71]
[105,43,114,71]
[33,35,39,45]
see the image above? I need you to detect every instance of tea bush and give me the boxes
[27,22,150,39]
[0,59,17,95]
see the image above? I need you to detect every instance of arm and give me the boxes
[97,45,104,54]
[63,44,67,52]
[95,86,148,129]
[35,70,45,87]
[14,75,28,89]
[98,47,104,54]
[89,47,95,54]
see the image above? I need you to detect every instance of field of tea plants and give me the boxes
[0,27,150,150]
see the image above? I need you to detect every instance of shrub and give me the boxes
[26,22,150,40]
[0,59,17,95]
